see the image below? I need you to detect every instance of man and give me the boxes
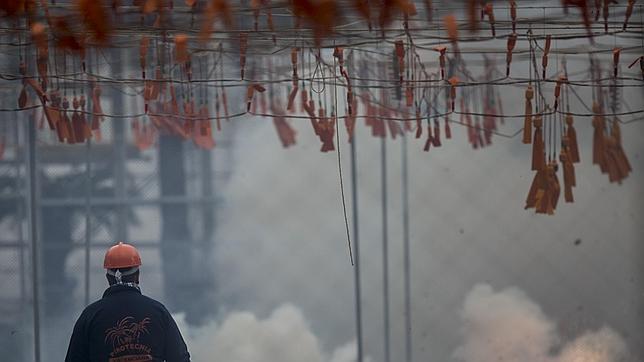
[65,242,191,362]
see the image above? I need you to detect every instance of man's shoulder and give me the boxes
[139,294,171,313]
[73,298,106,324]
[78,294,172,327]
[83,298,106,314]
[84,290,165,310]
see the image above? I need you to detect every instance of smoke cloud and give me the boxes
[207,115,644,361]
[558,327,629,362]
[174,304,369,362]
[454,284,630,362]
[173,284,628,362]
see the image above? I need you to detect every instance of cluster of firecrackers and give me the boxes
[591,53,633,185]
[1,0,641,214]
[523,49,633,215]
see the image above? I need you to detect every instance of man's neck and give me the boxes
[110,282,141,292]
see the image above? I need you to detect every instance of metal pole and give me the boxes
[114,122,126,243]
[84,137,92,306]
[402,133,412,362]
[15,116,26,305]
[381,137,390,362]
[200,149,214,242]
[351,125,363,362]
[27,111,41,362]
[200,57,215,244]
[112,49,127,242]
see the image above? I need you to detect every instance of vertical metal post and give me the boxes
[15,116,26,305]
[402,133,412,362]
[200,56,214,244]
[351,126,363,362]
[27,111,41,362]
[84,138,92,306]
[114,124,127,242]
[381,137,390,362]
[113,49,127,242]
[200,149,214,240]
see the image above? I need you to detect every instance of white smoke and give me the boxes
[174,304,370,362]
[558,327,629,362]
[208,116,644,361]
[454,284,630,362]
[329,341,365,362]
[454,284,557,361]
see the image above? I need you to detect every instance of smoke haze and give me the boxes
[454,284,629,362]
[174,304,369,362]
[173,284,630,362]
[2,6,642,360]
[206,114,643,361]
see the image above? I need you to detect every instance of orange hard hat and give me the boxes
[103,242,142,269]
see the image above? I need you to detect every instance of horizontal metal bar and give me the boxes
[0,196,222,206]
[0,240,215,249]
[37,196,223,207]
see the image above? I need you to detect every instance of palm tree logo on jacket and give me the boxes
[105,317,151,347]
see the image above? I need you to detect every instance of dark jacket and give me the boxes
[65,284,191,362]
